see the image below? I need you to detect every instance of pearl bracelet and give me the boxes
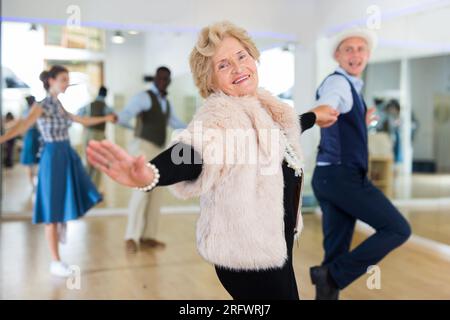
[134,162,160,192]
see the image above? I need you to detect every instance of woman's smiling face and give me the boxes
[211,36,258,97]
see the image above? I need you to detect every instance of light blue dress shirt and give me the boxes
[117,83,186,130]
[315,67,364,114]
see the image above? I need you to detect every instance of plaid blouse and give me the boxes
[37,95,73,142]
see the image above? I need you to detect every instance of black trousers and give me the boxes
[215,257,299,300]
[214,163,301,300]
[215,194,299,300]
[312,165,411,289]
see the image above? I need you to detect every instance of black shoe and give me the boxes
[310,265,339,300]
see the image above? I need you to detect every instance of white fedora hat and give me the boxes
[330,27,378,58]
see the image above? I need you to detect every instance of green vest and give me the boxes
[134,90,170,147]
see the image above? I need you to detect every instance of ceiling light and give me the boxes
[29,23,38,32]
[111,31,125,44]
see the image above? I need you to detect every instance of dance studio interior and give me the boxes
[2,0,450,303]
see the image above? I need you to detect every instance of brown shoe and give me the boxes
[140,238,166,249]
[125,239,138,253]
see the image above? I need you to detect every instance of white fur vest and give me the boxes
[170,88,304,270]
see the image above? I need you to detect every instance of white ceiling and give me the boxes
[3,0,450,60]
[2,0,315,41]
[314,0,450,61]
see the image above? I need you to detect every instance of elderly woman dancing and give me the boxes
[87,21,338,300]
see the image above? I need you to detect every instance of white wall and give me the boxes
[103,31,146,111]
[293,44,320,172]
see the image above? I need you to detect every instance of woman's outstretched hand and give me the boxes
[311,105,339,128]
[86,140,154,188]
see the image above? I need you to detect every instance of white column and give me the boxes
[395,58,414,200]
[293,42,319,172]
[400,58,413,176]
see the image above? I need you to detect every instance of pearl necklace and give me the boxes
[281,130,303,177]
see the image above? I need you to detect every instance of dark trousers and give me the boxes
[3,139,16,167]
[215,167,300,300]
[215,257,299,300]
[312,165,411,289]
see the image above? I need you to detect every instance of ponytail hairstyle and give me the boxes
[39,65,68,91]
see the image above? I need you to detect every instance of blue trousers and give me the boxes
[311,165,411,289]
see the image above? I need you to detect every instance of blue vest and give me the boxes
[316,71,368,172]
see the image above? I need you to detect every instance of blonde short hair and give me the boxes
[189,21,260,98]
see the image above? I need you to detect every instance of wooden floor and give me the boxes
[2,213,450,299]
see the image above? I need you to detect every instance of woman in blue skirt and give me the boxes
[20,95,42,189]
[0,65,116,277]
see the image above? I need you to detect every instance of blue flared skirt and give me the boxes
[20,127,41,165]
[33,140,102,224]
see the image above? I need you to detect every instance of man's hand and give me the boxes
[106,113,118,123]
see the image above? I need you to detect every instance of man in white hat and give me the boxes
[309,28,411,300]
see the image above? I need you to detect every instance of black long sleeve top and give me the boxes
[149,111,316,255]
[150,112,316,186]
